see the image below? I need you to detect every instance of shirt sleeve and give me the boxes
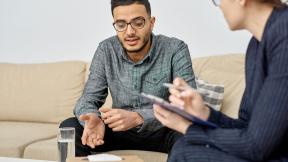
[73,43,108,126]
[183,29,288,161]
[172,41,196,88]
[133,107,163,132]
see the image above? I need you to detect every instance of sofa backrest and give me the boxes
[192,54,245,118]
[0,54,244,124]
[0,61,87,123]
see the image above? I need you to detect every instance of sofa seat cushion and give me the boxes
[193,54,245,118]
[106,150,167,162]
[0,122,58,158]
[0,61,87,123]
[23,138,58,161]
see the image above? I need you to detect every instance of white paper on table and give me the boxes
[87,154,122,161]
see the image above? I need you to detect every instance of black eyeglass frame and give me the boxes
[113,17,147,32]
[212,0,221,6]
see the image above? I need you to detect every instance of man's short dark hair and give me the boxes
[111,0,151,16]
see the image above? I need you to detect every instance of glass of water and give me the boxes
[58,127,75,162]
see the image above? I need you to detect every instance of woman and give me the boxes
[154,0,288,161]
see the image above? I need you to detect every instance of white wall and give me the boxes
[0,0,251,63]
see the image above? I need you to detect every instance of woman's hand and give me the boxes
[153,104,192,134]
[169,78,210,121]
[153,77,211,134]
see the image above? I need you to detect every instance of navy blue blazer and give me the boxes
[182,6,288,161]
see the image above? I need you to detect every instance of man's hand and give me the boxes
[99,108,144,131]
[79,113,105,149]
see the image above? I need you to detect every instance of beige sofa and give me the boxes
[0,54,245,162]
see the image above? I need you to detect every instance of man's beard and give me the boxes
[122,35,150,53]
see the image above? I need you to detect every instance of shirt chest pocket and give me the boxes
[144,72,169,84]
[143,72,170,96]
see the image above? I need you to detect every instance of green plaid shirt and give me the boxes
[74,34,196,132]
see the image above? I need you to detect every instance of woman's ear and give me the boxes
[238,0,248,7]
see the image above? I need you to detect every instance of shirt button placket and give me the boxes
[133,66,140,92]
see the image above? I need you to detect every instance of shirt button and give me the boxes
[205,144,210,148]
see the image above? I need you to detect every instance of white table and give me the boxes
[0,157,56,162]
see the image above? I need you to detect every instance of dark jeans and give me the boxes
[59,117,182,156]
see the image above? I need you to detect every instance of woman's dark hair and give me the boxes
[111,0,151,16]
[258,0,287,7]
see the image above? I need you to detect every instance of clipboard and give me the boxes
[141,93,218,128]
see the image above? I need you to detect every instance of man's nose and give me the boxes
[126,24,136,35]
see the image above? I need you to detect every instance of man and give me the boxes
[60,0,196,156]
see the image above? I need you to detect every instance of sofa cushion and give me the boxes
[23,138,58,161]
[0,122,58,158]
[192,54,245,118]
[0,61,87,123]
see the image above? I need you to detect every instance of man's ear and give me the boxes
[150,16,156,29]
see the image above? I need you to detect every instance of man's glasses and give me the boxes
[212,0,221,6]
[113,17,146,32]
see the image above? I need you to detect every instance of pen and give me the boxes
[163,83,209,96]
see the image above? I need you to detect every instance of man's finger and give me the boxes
[112,125,125,132]
[94,139,104,146]
[103,114,120,124]
[99,107,112,113]
[81,131,88,145]
[87,136,95,149]
[90,134,104,146]
[108,119,123,129]
[101,109,118,119]
[96,140,104,146]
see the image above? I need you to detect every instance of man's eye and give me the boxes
[117,23,126,28]
[133,20,144,27]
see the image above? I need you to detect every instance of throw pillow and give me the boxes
[196,78,224,111]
